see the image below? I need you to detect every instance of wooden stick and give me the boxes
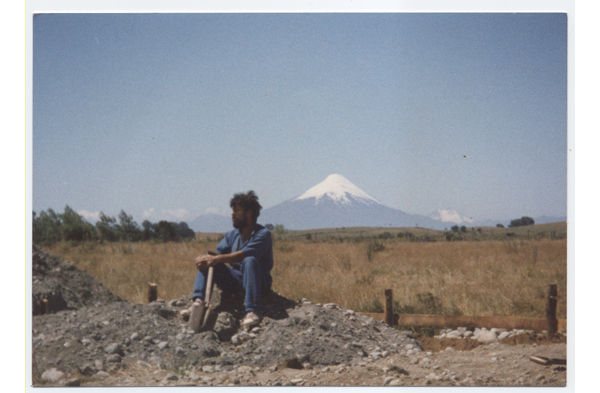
[40,298,48,315]
[546,283,558,339]
[202,251,217,328]
[384,289,394,326]
[148,283,158,303]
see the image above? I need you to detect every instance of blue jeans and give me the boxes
[192,256,270,314]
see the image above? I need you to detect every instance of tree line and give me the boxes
[33,205,195,245]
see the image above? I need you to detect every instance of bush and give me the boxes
[509,216,535,228]
[366,239,385,261]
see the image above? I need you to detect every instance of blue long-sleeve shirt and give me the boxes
[216,223,274,284]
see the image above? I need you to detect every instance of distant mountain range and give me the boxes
[188,174,566,233]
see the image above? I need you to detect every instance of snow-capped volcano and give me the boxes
[258,174,445,230]
[294,174,379,206]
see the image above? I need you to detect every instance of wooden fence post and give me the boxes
[546,283,558,339]
[384,289,394,326]
[148,283,158,303]
[39,298,48,315]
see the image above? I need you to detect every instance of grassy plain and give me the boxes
[44,223,567,320]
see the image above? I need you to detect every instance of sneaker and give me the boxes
[241,311,261,328]
[180,299,203,320]
[188,299,205,333]
[179,308,191,320]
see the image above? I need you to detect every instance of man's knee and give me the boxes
[241,256,260,270]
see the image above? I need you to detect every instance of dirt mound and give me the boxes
[32,244,122,315]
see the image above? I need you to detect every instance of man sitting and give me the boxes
[187,190,274,331]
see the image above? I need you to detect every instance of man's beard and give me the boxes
[232,216,247,229]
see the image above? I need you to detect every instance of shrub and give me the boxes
[366,239,385,261]
[509,216,535,228]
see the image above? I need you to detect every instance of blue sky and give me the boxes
[32,11,568,224]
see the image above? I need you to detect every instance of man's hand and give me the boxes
[194,254,220,271]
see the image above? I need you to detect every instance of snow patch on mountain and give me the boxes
[294,174,379,206]
[430,209,474,225]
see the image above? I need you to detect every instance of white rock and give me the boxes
[92,371,109,380]
[41,368,64,383]
[498,332,511,340]
[477,331,499,344]
[157,341,169,350]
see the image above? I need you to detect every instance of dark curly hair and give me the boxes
[230,190,262,222]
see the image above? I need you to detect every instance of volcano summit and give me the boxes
[259,174,444,230]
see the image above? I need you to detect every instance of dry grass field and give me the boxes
[44,224,566,320]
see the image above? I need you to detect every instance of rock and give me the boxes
[65,378,81,386]
[92,371,110,380]
[202,365,215,373]
[383,376,394,385]
[280,357,304,370]
[157,341,169,350]
[535,374,546,382]
[105,343,123,355]
[477,331,499,344]
[41,368,64,383]
[79,363,96,376]
[106,354,121,363]
[498,332,511,340]
[231,335,242,346]
[237,365,253,374]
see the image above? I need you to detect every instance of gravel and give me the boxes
[31,245,567,387]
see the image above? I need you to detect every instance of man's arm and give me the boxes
[194,250,247,270]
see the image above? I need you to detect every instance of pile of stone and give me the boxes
[32,245,122,315]
[435,327,537,343]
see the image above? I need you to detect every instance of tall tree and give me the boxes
[61,205,96,242]
[96,212,119,242]
[117,210,141,242]
[33,208,63,245]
